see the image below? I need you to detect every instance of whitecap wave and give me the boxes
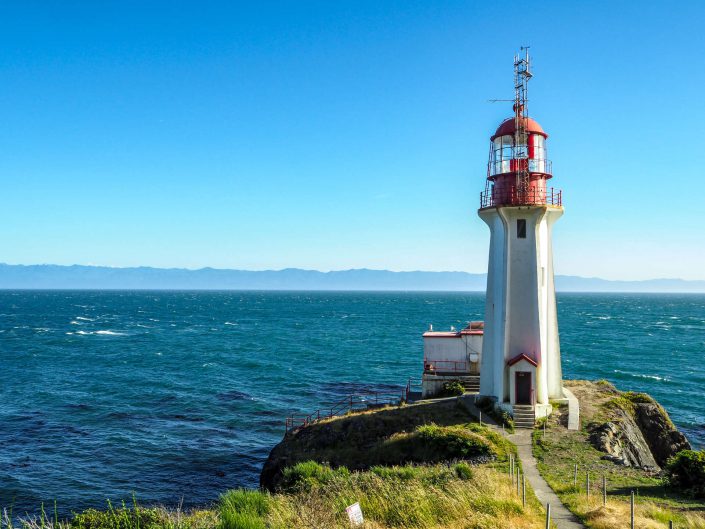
[95,330,125,336]
[224,322,238,326]
[76,316,94,321]
[613,369,668,381]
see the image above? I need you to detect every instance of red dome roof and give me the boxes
[491,116,547,141]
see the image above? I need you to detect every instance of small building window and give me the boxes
[517,219,526,238]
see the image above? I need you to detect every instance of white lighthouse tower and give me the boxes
[478,50,564,419]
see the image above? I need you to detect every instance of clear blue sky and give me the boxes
[1,1,703,280]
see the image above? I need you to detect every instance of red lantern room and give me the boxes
[480,51,562,209]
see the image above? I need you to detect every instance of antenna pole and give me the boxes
[513,47,532,202]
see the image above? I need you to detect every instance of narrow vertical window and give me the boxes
[517,219,527,239]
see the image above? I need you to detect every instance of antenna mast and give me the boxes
[513,48,532,201]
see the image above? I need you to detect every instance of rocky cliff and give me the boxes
[568,380,690,471]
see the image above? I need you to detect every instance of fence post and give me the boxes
[573,463,577,489]
[545,503,551,529]
[522,473,526,507]
[510,455,514,482]
[669,521,673,529]
[479,411,482,425]
[543,410,546,439]
[602,476,606,506]
[516,469,520,495]
[509,455,513,480]
[630,490,635,529]
[586,471,590,500]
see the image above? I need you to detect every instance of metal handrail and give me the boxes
[404,377,423,401]
[424,360,470,373]
[480,186,562,209]
[285,390,403,433]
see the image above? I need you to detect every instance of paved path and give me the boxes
[458,396,585,528]
[508,429,585,529]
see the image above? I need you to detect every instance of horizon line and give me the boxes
[1,262,704,283]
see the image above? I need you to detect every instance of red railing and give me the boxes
[285,390,404,433]
[424,360,469,374]
[480,187,562,209]
[404,377,423,401]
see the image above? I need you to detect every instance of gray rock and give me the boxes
[634,403,691,467]
[588,409,660,470]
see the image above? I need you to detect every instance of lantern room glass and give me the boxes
[490,133,548,176]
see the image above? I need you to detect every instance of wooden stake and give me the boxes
[586,471,590,499]
[522,473,526,507]
[602,475,606,506]
[545,503,551,529]
[573,463,577,488]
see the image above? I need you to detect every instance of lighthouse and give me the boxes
[478,50,564,419]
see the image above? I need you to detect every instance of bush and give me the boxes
[416,424,494,459]
[454,462,474,480]
[438,380,465,398]
[279,461,350,492]
[665,450,705,498]
[71,504,163,529]
[219,490,269,529]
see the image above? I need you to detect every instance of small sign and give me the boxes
[345,502,364,525]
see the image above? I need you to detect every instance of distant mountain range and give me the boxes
[0,263,703,292]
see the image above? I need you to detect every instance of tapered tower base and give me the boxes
[478,204,564,409]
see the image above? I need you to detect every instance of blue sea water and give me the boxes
[0,291,703,514]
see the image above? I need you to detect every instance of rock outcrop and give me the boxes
[634,403,691,467]
[588,409,659,470]
[585,388,691,472]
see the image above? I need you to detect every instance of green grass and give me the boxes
[3,462,548,529]
[533,381,705,528]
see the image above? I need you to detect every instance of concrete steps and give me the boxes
[513,404,535,429]
[461,376,480,394]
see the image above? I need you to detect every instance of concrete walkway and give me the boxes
[458,396,584,528]
[508,429,585,529]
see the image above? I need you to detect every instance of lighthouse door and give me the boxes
[515,372,531,404]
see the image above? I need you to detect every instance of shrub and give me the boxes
[219,490,269,529]
[665,450,705,498]
[71,505,163,529]
[279,461,350,492]
[454,462,474,480]
[476,396,495,412]
[438,380,465,398]
[416,424,494,459]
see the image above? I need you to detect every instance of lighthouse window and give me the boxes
[517,219,527,238]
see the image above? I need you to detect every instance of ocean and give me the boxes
[0,291,703,514]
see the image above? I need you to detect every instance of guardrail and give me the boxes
[480,187,562,209]
[285,390,404,433]
[424,360,469,373]
[404,377,423,401]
